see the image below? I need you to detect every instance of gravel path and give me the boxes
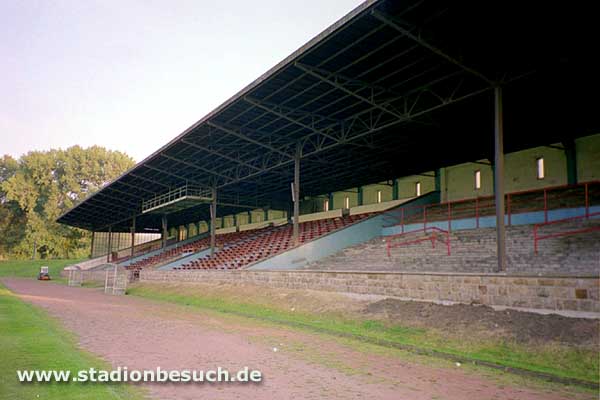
[3,278,592,400]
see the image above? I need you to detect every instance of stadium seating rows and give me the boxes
[126,227,271,273]
[174,213,372,271]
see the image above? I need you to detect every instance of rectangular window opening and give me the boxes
[474,170,481,190]
[536,157,545,179]
[324,199,329,212]
[415,182,421,197]
[344,196,350,209]
[377,190,382,203]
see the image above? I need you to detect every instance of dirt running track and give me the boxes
[3,278,592,400]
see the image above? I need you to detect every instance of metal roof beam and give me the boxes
[206,121,293,159]
[180,137,292,180]
[371,10,494,85]
[233,46,422,150]
[244,97,342,145]
[115,179,163,195]
[81,201,133,219]
[105,186,145,200]
[129,173,171,188]
[224,20,390,129]
[142,164,205,186]
[180,138,263,172]
[159,152,230,181]
[95,191,140,208]
[294,62,406,120]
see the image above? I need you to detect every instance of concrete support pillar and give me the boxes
[161,215,168,249]
[564,139,577,185]
[392,179,399,200]
[130,214,136,257]
[493,86,506,272]
[292,144,301,245]
[210,187,217,256]
[107,226,113,263]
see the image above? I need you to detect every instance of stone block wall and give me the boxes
[139,269,599,313]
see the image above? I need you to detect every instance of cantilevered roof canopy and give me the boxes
[58,0,600,232]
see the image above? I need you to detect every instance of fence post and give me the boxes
[544,189,548,223]
[423,205,427,232]
[447,229,451,256]
[448,202,452,232]
[386,239,391,258]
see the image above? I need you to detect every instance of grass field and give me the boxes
[0,282,145,400]
[128,283,599,385]
[0,259,82,282]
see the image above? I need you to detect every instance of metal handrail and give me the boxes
[386,226,451,257]
[384,180,598,231]
[142,184,212,212]
[533,211,600,254]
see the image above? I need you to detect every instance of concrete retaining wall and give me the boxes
[139,269,599,314]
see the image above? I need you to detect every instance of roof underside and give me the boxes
[58,0,600,232]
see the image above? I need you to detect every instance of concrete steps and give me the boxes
[305,219,600,275]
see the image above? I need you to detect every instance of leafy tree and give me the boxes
[0,146,134,259]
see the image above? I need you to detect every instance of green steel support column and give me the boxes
[130,214,136,257]
[90,231,95,258]
[493,86,506,272]
[233,214,238,229]
[107,226,112,263]
[328,193,334,210]
[357,186,363,206]
[264,209,269,222]
[392,179,399,200]
[186,223,190,240]
[292,144,301,245]
[564,140,577,185]
[210,187,217,256]
[161,215,168,249]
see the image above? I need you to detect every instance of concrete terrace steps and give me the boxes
[305,218,600,275]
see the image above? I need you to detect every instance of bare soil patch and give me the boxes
[147,281,599,347]
[365,299,599,347]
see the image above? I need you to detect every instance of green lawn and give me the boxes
[128,283,599,386]
[0,282,145,400]
[0,259,81,282]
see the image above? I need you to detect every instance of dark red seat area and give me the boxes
[174,213,372,271]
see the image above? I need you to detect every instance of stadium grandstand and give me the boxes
[58,0,599,303]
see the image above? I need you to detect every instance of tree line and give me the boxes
[0,146,134,260]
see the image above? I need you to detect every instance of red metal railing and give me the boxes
[384,180,599,232]
[386,226,451,257]
[533,211,600,254]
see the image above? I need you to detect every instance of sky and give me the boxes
[0,0,363,162]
